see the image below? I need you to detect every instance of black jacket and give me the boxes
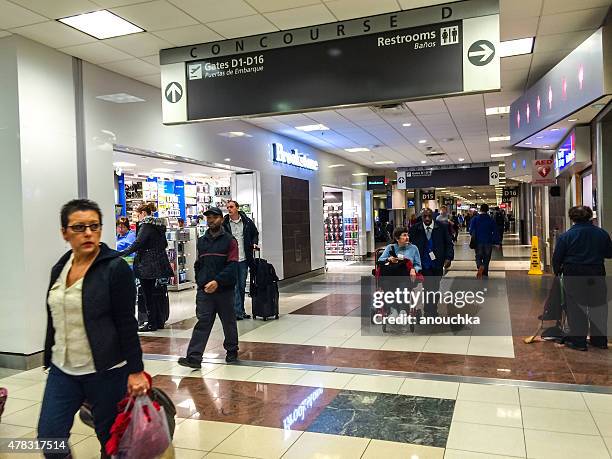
[552,222,612,275]
[223,211,259,266]
[44,243,144,374]
[195,226,238,292]
[119,216,174,279]
[409,221,454,270]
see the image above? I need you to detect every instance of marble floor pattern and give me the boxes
[2,360,612,458]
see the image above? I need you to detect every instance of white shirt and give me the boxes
[423,222,433,239]
[229,216,246,262]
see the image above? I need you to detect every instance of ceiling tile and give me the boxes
[152,24,222,46]
[206,14,277,38]
[484,90,521,108]
[500,15,538,41]
[10,20,96,47]
[167,0,257,23]
[101,57,159,77]
[534,30,594,53]
[530,49,570,69]
[111,0,198,31]
[59,41,133,63]
[0,30,11,37]
[92,0,153,6]
[264,4,335,30]
[11,0,100,19]
[500,0,542,18]
[104,32,172,57]
[408,99,446,115]
[500,53,532,71]
[135,73,161,87]
[501,68,528,91]
[141,53,159,65]
[324,0,399,21]
[0,0,46,29]
[538,7,608,35]
[542,0,612,15]
[399,0,460,10]
[245,0,321,13]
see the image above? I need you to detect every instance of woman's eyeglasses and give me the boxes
[68,223,102,233]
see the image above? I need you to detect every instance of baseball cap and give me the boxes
[203,207,223,216]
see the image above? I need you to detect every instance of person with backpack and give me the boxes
[178,207,240,368]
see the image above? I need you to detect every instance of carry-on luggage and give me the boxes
[249,250,279,321]
[137,279,170,328]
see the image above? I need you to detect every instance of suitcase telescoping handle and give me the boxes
[253,247,261,259]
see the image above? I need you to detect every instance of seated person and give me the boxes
[378,226,422,280]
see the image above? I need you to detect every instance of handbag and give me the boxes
[469,235,477,249]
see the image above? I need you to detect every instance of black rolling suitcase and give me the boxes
[137,279,170,327]
[249,250,279,321]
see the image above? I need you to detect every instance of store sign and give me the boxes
[421,190,436,200]
[272,143,319,171]
[405,170,433,177]
[367,176,387,190]
[532,159,556,186]
[160,0,500,124]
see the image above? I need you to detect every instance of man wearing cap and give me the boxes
[178,207,240,368]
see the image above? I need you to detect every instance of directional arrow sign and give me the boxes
[165,82,183,103]
[468,40,495,66]
[396,171,407,189]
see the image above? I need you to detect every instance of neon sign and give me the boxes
[555,131,576,175]
[272,143,319,171]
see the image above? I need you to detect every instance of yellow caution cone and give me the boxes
[528,236,543,275]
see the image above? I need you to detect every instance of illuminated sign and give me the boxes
[272,143,319,171]
[367,176,387,190]
[555,131,576,175]
[283,388,324,430]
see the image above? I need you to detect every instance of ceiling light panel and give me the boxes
[489,136,511,142]
[374,160,394,165]
[485,106,510,116]
[345,147,370,152]
[59,10,144,40]
[295,124,329,131]
[96,93,145,103]
[499,37,534,57]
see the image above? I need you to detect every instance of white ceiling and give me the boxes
[1,0,610,168]
[113,150,233,178]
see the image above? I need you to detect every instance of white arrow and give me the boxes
[469,43,494,62]
[166,83,182,102]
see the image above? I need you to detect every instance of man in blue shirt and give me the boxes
[552,206,612,350]
[469,204,501,279]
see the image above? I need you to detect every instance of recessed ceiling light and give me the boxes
[439,159,446,162]
[543,145,551,148]
[113,161,135,167]
[151,168,174,172]
[352,172,369,176]
[328,164,345,168]
[218,131,251,138]
[345,147,370,152]
[536,135,544,139]
[224,158,231,161]
[489,136,511,142]
[163,161,177,165]
[295,124,329,131]
[551,128,561,132]
[491,153,512,158]
[568,118,578,122]
[418,139,427,144]
[59,10,144,40]
[485,106,510,116]
[420,160,427,164]
[375,160,394,165]
[458,158,465,162]
[402,123,412,127]
[499,37,534,57]
[96,93,145,103]
[525,142,532,145]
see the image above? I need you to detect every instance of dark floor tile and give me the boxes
[291,293,362,316]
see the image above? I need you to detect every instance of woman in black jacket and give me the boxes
[38,199,148,458]
[119,202,173,331]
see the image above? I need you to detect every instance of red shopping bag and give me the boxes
[107,395,172,459]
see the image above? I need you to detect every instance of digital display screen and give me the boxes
[555,131,576,176]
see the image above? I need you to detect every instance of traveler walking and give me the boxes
[119,202,174,332]
[409,208,454,317]
[494,207,506,243]
[39,199,148,458]
[223,200,259,320]
[552,206,612,351]
[469,204,501,279]
[178,207,240,368]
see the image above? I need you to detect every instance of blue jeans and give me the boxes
[38,364,129,458]
[475,244,493,275]
[234,260,249,317]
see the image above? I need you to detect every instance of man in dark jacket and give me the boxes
[469,204,501,278]
[179,207,239,368]
[409,208,454,317]
[223,201,259,320]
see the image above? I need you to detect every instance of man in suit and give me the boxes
[409,208,454,317]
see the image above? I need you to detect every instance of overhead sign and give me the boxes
[396,171,407,189]
[367,176,387,190]
[554,126,590,178]
[401,166,492,187]
[272,143,319,171]
[443,197,455,205]
[160,0,500,124]
[421,190,436,200]
[405,170,433,177]
[502,187,518,198]
[532,159,555,186]
[489,165,499,185]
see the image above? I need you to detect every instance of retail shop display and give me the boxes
[324,192,344,260]
[343,213,359,257]
[166,229,196,291]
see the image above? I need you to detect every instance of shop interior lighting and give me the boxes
[345,147,370,152]
[59,10,143,40]
[352,172,369,176]
[151,167,175,172]
[489,136,511,142]
[295,124,329,131]
[328,164,345,168]
[96,93,145,103]
[374,160,394,165]
[113,161,135,167]
[499,37,534,57]
[491,153,513,158]
[402,123,412,127]
[485,106,510,116]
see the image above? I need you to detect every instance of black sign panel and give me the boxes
[367,176,387,190]
[404,167,490,187]
[406,170,433,177]
[502,187,519,198]
[421,190,436,200]
[186,21,463,120]
[443,197,455,205]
